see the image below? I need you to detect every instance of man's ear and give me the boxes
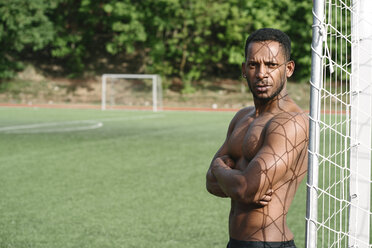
[242,62,246,78]
[286,60,295,78]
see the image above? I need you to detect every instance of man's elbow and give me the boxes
[206,182,228,197]
[206,184,216,196]
[206,182,214,195]
[206,173,215,193]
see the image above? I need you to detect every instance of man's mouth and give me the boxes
[255,84,271,92]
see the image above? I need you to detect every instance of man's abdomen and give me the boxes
[229,197,294,242]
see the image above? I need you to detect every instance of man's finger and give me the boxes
[261,195,272,202]
[218,155,229,161]
[265,189,273,195]
[212,157,230,169]
[213,157,224,165]
[258,200,269,206]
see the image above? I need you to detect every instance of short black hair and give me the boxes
[244,28,291,61]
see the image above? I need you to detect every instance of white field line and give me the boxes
[0,120,103,133]
[0,114,164,134]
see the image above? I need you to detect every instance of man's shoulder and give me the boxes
[271,109,308,125]
[277,109,307,117]
[267,111,309,139]
[260,111,309,157]
[236,106,255,115]
[226,107,255,134]
[231,106,255,122]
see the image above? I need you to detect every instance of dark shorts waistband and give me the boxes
[227,238,296,248]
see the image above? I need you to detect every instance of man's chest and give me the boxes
[227,115,272,163]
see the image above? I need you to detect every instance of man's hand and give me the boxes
[212,156,273,206]
[221,155,236,168]
[213,155,235,169]
[256,188,273,206]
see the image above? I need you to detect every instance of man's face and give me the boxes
[242,41,294,101]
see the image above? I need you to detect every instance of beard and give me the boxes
[247,78,286,103]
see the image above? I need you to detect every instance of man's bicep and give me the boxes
[254,133,293,187]
[245,116,306,200]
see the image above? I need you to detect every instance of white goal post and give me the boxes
[307,1,372,248]
[101,74,163,112]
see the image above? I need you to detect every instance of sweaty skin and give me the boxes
[206,41,309,242]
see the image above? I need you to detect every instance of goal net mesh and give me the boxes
[307,0,371,247]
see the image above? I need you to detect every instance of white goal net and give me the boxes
[306,0,372,248]
[101,74,163,112]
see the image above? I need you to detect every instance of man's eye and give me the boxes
[267,63,278,68]
[248,63,257,67]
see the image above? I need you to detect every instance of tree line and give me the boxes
[0,0,313,83]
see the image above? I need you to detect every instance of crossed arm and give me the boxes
[206,109,243,198]
[206,142,275,205]
[206,112,308,205]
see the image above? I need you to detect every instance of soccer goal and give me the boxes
[306,0,372,248]
[101,74,163,112]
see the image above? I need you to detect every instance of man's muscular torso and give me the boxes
[224,105,308,242]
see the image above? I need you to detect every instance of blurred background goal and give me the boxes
[101,74,163,112]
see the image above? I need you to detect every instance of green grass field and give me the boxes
[0,107,307,248]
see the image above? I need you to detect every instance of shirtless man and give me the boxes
[206,28,309,248]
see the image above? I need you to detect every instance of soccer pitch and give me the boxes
[0,107,307,248]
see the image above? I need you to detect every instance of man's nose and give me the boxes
[256,64,267,79]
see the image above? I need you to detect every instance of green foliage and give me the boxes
[0,0,58,78]
[48,0,106,77]
[181,82,197,95]
[0,0,56,51]
[0,0,314,82]
[143,0,254,79]
[285,1,313,81]
[103,1,147,54]
[141,0,312,82]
